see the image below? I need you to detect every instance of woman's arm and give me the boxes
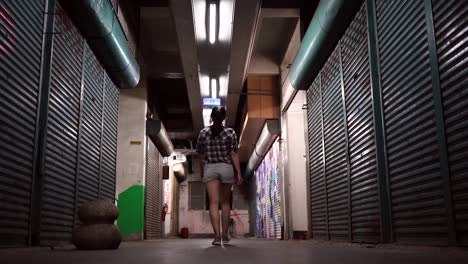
[230,151,243,185]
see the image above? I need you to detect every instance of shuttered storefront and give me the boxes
[307,76,327,240]
[39,3,83,244]
[0,1,121,247]
[432,0,468,245]
[145,140,163,239]
[341,5,380,243]
[321,47,349,241]
[0,0,45,247]
[307,5,380,242]
[76,43,104,211]
[306,0,468,245]
[376,0,447,244]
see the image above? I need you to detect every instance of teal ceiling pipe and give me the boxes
[288,0,362,90]
[244,120,280,179]
[59,0,140,88]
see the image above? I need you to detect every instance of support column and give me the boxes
[424,0,456,245]
[115,72,148,240]
[366,0,392,243]
[29,0,56,246]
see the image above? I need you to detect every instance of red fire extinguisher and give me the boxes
[161,203,168,222]
[181,227,189,238]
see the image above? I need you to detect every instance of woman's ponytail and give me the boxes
[210,107,226,138]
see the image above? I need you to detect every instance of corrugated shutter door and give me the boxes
[307,76,328,239]
[376,0,447,244]
[341,5,380,242]
[321,47,349,241]
[0,0,44,246]
[77,43,104,211]
[39,3,83,244]
[100,73,119,201]
[432,0,468,245]
[145,140,162,239]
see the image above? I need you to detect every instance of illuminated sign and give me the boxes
[203,98,221,106]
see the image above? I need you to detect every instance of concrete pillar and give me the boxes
[283,91,309,239]
[115,77,147,240]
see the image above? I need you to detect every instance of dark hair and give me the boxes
[210,107,226,138]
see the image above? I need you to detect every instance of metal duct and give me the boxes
[244,120,280,178]
[172,163,187,182]
[59,0,140,88]
[287,0,361,91]
[146,120,174,157]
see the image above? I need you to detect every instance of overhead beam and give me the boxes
[170,0,204,137]
[226,0,262,127]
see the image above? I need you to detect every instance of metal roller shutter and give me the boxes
[39,3,83,244]
[321,47,349,241]
[341,4,380,242]
[307,76,328,239]
[77,43,104,211]
[376,0,447,244]
[432,0,468,245]
[145,140,163,239]
[100,73,119,201]
[0,0,44,246]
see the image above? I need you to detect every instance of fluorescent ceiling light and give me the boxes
[218,0,233,43]
[199,73,210,97]
[211,78,217,99]
[193,0,206,42]
[209,3,216,44]
[203,108,212,127]
[219,73,228,98]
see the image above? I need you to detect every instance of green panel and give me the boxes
[117,185,145,238]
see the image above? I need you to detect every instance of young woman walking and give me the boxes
[196,107,243,245]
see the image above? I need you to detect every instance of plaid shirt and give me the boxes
[196,126,239,164]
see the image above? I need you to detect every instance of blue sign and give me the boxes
[203,98,221,106]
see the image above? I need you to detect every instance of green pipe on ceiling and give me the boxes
[288,0,362,90]
[59,0,140,88]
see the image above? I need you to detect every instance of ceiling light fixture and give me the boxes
[218,0,233,43]
[219,73,228,98]
[199,73,210,97]
[193,0,206,42]
[211,78,217,99]
[209,2,216,44]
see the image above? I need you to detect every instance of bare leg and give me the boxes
[220,183,233,236]
[206,180,221,237]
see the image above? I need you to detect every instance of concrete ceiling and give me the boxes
[225,0,262,127]
[140,1,204,143]
[248,10,300,75]
[170,0,205,139]
[138,0,313,146]
[140,7,182,76]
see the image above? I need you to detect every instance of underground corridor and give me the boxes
[0,0,468,263]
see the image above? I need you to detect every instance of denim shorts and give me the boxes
[203,163,235,183]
